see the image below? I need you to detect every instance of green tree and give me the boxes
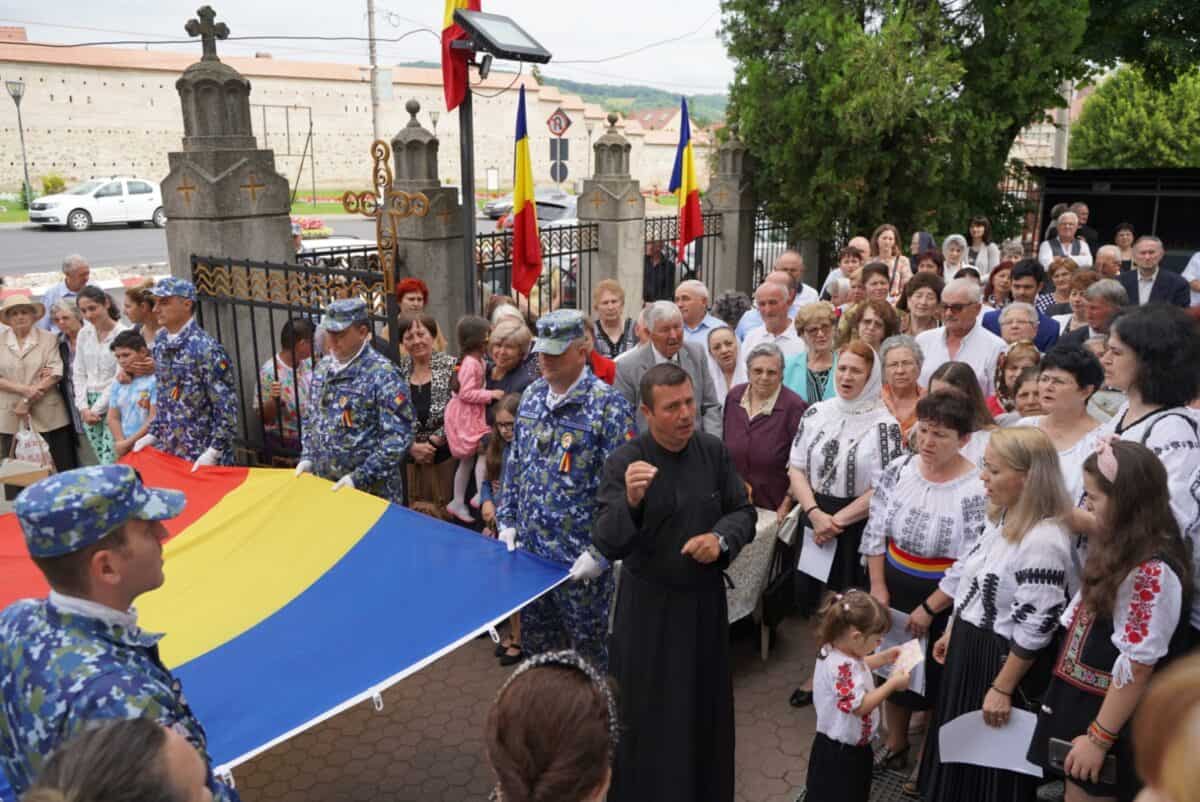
[1071,67,1200,169]
[721,0,1089,243]
[1081,2,1200,88]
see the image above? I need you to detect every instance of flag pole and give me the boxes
[454,43,478,315]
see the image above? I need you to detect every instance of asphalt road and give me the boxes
[0,216,499,277]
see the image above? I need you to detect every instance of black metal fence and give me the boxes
[190,253,399,466]
[753,213,793,287]
[643,212,723,296]
[476,222,599,320]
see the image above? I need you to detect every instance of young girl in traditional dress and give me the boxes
[805,589,911,802]
[444,316,504,523]
[1029,439,1190,802]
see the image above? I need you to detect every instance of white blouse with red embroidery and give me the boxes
[1059,559,1183,688]
[813,645,880,747]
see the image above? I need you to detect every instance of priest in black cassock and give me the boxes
[593,362,757,802]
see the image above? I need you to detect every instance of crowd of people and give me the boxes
[5,204,1200,802]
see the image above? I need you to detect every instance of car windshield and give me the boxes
[66,180,107,195]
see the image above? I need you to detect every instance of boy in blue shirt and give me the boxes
[106,331,156,459]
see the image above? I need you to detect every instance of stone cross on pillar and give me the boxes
[184,6,229,62]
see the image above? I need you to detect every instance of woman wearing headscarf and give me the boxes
[706,325,746,406]
[943,234,969,279]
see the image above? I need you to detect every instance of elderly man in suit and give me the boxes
[615,301,723,437]
[1118,236,1190,307]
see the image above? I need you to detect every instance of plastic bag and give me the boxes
[12,416,55,472]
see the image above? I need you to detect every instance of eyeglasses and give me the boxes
[943,302,976,314]
[497,421,515,430]
[803,324,833,336]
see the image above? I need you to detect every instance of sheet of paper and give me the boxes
[938,709,1044,778]
[796,526,835,582]
[873,609,927,696]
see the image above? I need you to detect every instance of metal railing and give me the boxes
[476,221,599,320]
[642,212,723,300]
[753,213,792,287]
[190,253,398,466]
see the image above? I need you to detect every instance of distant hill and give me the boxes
[397,61,727,126]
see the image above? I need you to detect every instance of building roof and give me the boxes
[627,107,679,131]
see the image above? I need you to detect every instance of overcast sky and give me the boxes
[3,1,734,94]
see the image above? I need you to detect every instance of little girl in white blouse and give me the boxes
[805,589,911,802]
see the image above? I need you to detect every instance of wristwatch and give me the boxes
[717,534,729,553]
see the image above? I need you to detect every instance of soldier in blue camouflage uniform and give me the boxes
[132,277,238,470]
[0,465,238,802]
[295,298,414,503]
[497,310,636,671]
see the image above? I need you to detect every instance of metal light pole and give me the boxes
[586,122,594,179]
[365,0,382,140]
[5,80,32,207]
[429,109,439,136]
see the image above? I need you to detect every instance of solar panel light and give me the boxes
[451,9,552,64]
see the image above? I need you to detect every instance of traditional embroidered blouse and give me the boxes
[789,400,904,499]
[1097,404,1200,628]
[813,645,880,747]
[860,456,988,572]
[1058,559,1183,690]
[941,518,1075,657]
[1015,416,1100,506]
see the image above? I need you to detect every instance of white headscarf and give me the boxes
[706,328,747,405]
[832,346,884,416]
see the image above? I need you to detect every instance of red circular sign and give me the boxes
[547,108,572,137]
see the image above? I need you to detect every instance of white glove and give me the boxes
[294,460,313,477]
[132,434,157,453]
[190,447,221,473]
[498,527,517,552]
[568,551,604,582]
[331,474,355,492]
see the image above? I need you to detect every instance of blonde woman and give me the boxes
[923,427,1074,802]
[592,278,635,358]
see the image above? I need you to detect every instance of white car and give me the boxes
[28,177,166,231]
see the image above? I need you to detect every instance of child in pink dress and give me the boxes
[445,315,504,523]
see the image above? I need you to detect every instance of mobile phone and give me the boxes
[1048,737,1117,786]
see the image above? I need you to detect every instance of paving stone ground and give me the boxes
[232,615,829,802]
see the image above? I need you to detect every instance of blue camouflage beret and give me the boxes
[151,276,197,301]
[532,309,586,356]
[322,298,369,332]
[16,466,187,558]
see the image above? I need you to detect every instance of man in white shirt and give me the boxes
[1037,211,1093,270]
[916,277,1006,396]
[675,280,726,348]
[736,269,797,339]
[1183,249,1200,307]
[774,250,819,314]
[742,281,807,360]
[38,255,90,333]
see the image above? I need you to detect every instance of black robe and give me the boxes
[593,431,757,802]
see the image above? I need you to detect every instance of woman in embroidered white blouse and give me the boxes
[72,287,130,464]
[921,427,1075,802]
[1029,439,1190,802]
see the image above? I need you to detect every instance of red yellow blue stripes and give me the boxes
[511,85,542,297]
[886,540,955,580]
[668,97,703,262]
[440,0,481,111]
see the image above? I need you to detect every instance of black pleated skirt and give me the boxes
[883,560,950,711]
[919,619,1038,802]
[795,493,868,614]
[805,732,873,802]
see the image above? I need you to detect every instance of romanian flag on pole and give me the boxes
[511,85,543,297]
[668,97,703,262]
[441,0,481,111]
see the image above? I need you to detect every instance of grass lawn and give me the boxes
[655,194,680,207]
[0,206,31,224]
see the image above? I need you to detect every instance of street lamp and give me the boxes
[429,109,439,135]
[586,121,595,179]
[5,80,33,209]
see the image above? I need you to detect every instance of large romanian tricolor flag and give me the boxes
[441,0,481,111]
[668,97,704,262]
[0,450,566,775]
[511,84,543,297]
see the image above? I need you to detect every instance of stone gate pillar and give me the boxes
[578,114,646,303]
[393,100,468,332]
[160,6,291,274]
[704,131,757,294]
